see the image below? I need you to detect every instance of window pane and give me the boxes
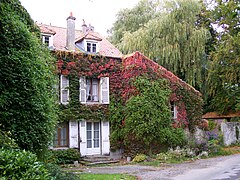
[53,129,58,146]
[87,43,91,52]
[92,44,96,52]
[94,139,99,148]
[87,122,92,130]
[62,76,68,88]
[87,140,92,148]
[87,131,92,139]
[62,90,68,102]
[60,127,67,146]
[94,122,99,130]
[92,84,98,101]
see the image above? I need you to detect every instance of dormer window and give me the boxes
[87,42,97,53]
[43,35,50,46]
[41,33,54,48]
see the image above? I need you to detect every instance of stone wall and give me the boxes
[221,122,240,146]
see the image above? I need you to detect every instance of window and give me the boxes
[86,122,100,148]
[79,77,109,104]
[86,78,99,102]
[42,35,50,46]
[53,122,69,147]
[86,42,97,53]
[60,75,69,104]
[171,102,177,120]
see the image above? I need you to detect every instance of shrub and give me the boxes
[156,146,196,163]
[45,163,79,180]
[48,148,81,164]
[132,154,147,162]
[0,148,50,179]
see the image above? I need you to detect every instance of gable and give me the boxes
[123,51,201,96]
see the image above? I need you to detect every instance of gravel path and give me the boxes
[74,154,240,180]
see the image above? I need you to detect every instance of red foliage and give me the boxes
[56,50,201,128]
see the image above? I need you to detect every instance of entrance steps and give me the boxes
[81,155,120,166]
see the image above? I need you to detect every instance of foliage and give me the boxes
[45,163,79,180]
[56,49,202,154]
[205,0,240,113]
[110,0,210,88]
[47,149,80,165]
[0,148,50,179]
[0,128,18,149]
[0,0,58,159]
[156,146,196,163]
[124,77,171,146]
[132,154,147,162]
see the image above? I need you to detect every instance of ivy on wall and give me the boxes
[55,50,203,151]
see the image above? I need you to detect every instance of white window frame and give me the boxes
[41,33,53,47]
[171,102,178,120]
[84,40,99,53]
[60,75,69,105]
[79,76,109,104]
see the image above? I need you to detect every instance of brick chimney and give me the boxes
[66,12,76,51]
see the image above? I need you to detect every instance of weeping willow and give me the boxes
[119,0,210,88]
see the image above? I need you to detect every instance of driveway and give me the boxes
[78,154,240,180]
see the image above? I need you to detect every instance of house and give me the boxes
[38,14,202,156]
[38,14,122,156]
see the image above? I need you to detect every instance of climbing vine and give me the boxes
[55,50,202,152]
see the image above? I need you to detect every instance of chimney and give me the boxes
[88,24,94,32]
[82,19,87,34]
[66,12,76,51]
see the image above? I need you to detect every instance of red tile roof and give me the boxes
[37,23,122,58]
[38,24,56,35]
[202,111,240,119]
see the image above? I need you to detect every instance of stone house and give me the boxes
[38,14,202,156]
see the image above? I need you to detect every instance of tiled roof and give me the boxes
[37,23,122,58]
[202,111,240,119]
[76,32,102,42]
[38,24,56,35]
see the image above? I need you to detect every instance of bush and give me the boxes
[156,146,196,163]
[132,154,147,162]
[47,148,81,164]
[46,163,79,180]
[0,148,50,179]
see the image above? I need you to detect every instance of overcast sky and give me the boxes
[20,0,140,36]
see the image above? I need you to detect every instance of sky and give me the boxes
[20,0,140,36]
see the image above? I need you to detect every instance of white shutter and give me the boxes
[79,77,86,104]
[69,121,78,148]
[101,121,110,155]
[60,75,69,104]
[100,77,109,104]
[80,120,87,156]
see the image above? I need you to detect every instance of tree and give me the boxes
[0,0,58,159]
[206,0,240,113]
[110,0,210,88]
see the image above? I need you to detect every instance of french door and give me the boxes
[86,122,100,155]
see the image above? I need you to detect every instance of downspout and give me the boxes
[78,121,81,154]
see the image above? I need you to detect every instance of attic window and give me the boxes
[87,42,97,53]
[42,35,50,46]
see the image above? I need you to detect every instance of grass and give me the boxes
[79,173,136,180]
